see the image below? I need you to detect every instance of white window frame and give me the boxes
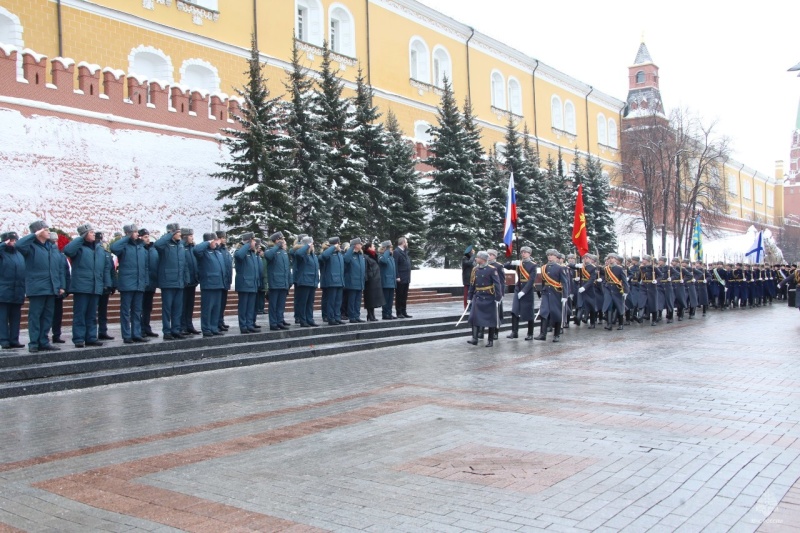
[767,188,774,208]
[128,45,174,104]
[755,183,764,205]
[328,4,355,57]
[727,174,737,196]
[508,77,522,115]
[636,70,645,84]
[0,6,24,78]
[432,45,451,89]
[742,179,751,200]
[551,95,563,130]
[179,58,220,94]
[607,118,617,148]
[596,113,608,146]
[187,0,218,10]
[490,70,505,110]
[409,37,430,84]
[414,120,432,144]
[564,100,576,134]
[296,0,323,46]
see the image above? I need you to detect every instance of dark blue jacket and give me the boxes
[63,237,111,295]
[0,243,26,304]
[154,233,188,289]
[184,241,199,287]
[218,243,233,289]
[293,244,320,288]
[258,254,267,291]
[319,245,344,288]
[234,243,260,293]
[104,247,117,291]
[394,247,411,284]
[111,236,148,292]
[264,244,292,290]
[378,249,397,289]
[144,242,159,291]
[343,247,366,290]
[193,241,227,290]
[16,234,65,297]
[60,252,71,297]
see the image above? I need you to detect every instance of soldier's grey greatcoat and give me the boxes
[538,261,570,326]
[504,259,537,321]
[467,264,503,327]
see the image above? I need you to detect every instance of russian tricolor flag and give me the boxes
[503,173,517,257]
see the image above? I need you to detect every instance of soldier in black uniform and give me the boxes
[601,253,630,331]
[466,251,503,347]
[504,246,537,340]
[681,258,697,318]
[671,257,688,321]
[657,256,676,323]
[487,249,505,340]
[627,256,642,324]
[576,253,600,328]
[534,249,569,342]
[640,255,660,326]
[694,260,709,316]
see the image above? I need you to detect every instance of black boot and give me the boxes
[525,321,535,341]
[533,322,547,341]
[552,324,561,343]
[478,327,485,339]
[624,310,631,326]
[507,315,519,339]
[651,312,657,326]
[617,312,624,330]
[486,328,495,347]
[467,326,479,345]
[587,312,596,329]
[702,305,707,316]
[493,328,499,340]
[604,309,614,330]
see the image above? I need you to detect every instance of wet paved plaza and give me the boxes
[0,302,799,532]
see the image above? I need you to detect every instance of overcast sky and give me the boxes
[418,0,800,178]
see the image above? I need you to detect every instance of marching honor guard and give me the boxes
[534,249,569,342]
[504,246,537,340]
[681,259,697,318]
[694,260,709,316]
[671,257,688,321]
[487,249,505,340]
[640,255,661,326]
[466,251,503,347]
[576,254,600,328]
[602,253,630,331]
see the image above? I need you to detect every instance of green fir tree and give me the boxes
[214,35,294,236]
[423,77,482,268]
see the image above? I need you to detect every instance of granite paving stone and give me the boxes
[0,303,798,531]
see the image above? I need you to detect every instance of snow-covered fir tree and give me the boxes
[577,154,618,258]
[284,37,328,239]
[423,77,483,268]
[461,98,492,247]
[548,148,573,253]
[384,109,426,264]
[536,153,567,258]
[314,42,368,238]
[519,126,553,258]
[483,148,508,252]
[352,67,390,240]
[214,35,294,236]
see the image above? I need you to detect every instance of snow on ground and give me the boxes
[0,108,229,236]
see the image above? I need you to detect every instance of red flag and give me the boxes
[572,184,589,256]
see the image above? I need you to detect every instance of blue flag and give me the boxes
[691,214,703,262]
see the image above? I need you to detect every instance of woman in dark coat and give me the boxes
[363,242,385,321]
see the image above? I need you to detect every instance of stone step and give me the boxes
[0,314,493,398]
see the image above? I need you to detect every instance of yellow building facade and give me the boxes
[0,0,625,174]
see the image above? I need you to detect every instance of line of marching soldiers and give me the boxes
[464,246,792,347]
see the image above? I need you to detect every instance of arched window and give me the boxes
[432,46,451,89]
[414,120,432,144]
[508,77,522,115]
[597,113,608,146]
[551,95,563,130]
[329,4,355,57]
[129,46,173,104]
[180,59,220,93]
[409,37,429,83]
[296,0,323,46]
[0,6,24,78]
[636,70,645,84]
[491,71,505,109]
[564,100,576,134]
[607,118,618,148]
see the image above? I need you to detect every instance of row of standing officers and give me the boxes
[0,221,412,352]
